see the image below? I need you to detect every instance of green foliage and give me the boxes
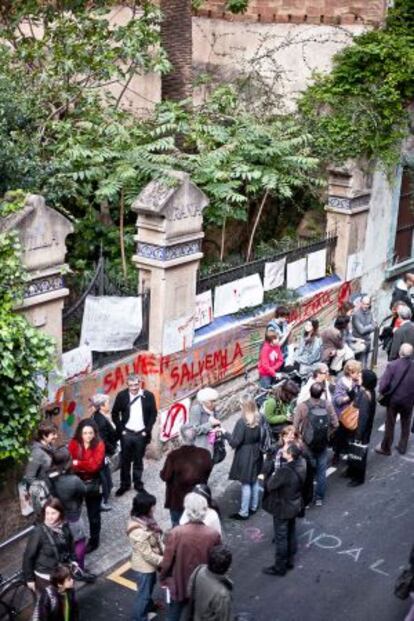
[225,0,249,13]
[298,0,414,169]
[0,190,27,218]
[0,232,55,462]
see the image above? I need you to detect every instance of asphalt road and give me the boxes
[78,405,414,621]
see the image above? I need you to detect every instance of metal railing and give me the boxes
[196,233,337,294]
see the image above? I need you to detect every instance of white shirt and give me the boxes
[297,378,332,404]
[126,390,145,432]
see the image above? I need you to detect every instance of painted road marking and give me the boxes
[107,561,136,591]
[327,467,337,477]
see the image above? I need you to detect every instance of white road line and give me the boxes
[326,467,337,477]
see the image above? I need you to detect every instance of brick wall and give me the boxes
[195,0,387,25]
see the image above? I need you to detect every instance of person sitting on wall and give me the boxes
[267,306,296,360]
[258,329,284,389]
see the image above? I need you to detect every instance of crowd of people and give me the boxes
[20,279,414,621]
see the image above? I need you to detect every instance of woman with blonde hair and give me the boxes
[224,394,262,520]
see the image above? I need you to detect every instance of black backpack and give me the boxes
[303,400,330,452]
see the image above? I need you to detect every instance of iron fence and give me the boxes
[62,257,150,369]
[196,233,337,294]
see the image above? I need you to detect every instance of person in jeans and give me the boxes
[224,394,262,520]
[376,343,414,456]
[293,383,338,507]
[262,444,306,576]
[128,491,163,621]
[160,424,213,527]
[111,374,158,496]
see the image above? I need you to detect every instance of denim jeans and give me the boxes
[240,481,261,517]
[259,376,275,389]
[131,571,156,621]
[169,509,183,528]
[166,601,186,621]
[273,517,297,572]
[312,448,328,501]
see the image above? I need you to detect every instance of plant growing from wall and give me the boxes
[298,0,414,170]
[0,230,55,462]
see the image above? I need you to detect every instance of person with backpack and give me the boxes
[293,382,338,507]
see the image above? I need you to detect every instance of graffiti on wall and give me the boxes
[59,280,354,437]
[160,398,191,442]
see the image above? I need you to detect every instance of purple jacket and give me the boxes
[379,358,414,407]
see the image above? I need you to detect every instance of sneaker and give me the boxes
[315,499,323,507]
[100,502,113,511]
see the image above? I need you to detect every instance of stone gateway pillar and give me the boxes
[132,172,209,354]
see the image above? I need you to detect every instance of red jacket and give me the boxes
[68,439,105,480]
[258,341,283,378]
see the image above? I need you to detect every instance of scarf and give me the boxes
[127,515,162,536]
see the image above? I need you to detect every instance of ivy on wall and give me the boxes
[298,0,414,171]
[0,230,55,463]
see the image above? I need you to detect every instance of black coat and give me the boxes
[225,419,262,484]
[91,411,118,455]
[390,322,414,360]
[23,523,74,582]
[111,388,157,442]
[262,458,306,519]
[355,389,376,444]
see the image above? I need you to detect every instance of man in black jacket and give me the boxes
[389,306,414,360]
[111,374,157,496]
[261,444,306,576]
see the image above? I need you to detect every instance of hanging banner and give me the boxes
[80,296,142,352]
[264,258,286,291]
[214,281,240,318]
[287,258,307,290]
[194,290,213,330]
[160,398,191,442]
[237,273,264,309]
[163,314,194,355]
[62,345,92,382]
[307,248,327,281]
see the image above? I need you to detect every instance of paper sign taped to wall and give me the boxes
[214,281,240,318]
[307,248,327,281]
[80,296,142,352]
[160,398,191,442]
[163,314,194,355]
[62,345,92,382]
[237,273,264,309]
[346,252,364,280]
[287,258,307,290]
[264,258,286,291]
[194,290,213,330]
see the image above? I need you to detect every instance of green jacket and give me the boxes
[263,397,290,425]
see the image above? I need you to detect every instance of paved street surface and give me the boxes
[78,404,414,621]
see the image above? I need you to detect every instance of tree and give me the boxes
[0,205,55,462]
[160,0,193,102]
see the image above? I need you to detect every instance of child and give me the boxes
[128,491,164,621]
[32,564,78,621]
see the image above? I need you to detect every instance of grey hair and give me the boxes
[312,363,329,377]
[180,423,196,445]
[398,305,412,321]
[90,394,110,409]
[399,343,413,358]
[184,492,208,523]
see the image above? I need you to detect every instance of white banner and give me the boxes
[194,290,213,330]
[307,248,327,281]
[287,258,307,290]
[163,314,194,355]
[80,296,142,352]
[237,273,264,309]
[62,345,92,382]
[160,398,191,442]
[264,258,286,291]
[214,281,240,318]
[346,252,364,280]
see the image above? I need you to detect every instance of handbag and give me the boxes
[212,432,226,465]
[340,403,359,431]
[377,360,411,407]
[347,441,368,469]
[394,568,414,600]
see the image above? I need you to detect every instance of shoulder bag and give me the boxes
[339,403,359,431]
[377,361,411,407]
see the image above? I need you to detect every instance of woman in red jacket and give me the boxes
[258,329,284,389]
[68,420,105,554]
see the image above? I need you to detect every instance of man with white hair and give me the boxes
[376,343,414,456]
[189,387,221,453]
[297,363,332,405]
[160,424,213,527]
[389,305,414,360]
[351,295,376,367]
[160,492,221,621]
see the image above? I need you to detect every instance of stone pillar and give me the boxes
[325,166,371,280]
[131,172,209,354]
[0,194,74,354]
